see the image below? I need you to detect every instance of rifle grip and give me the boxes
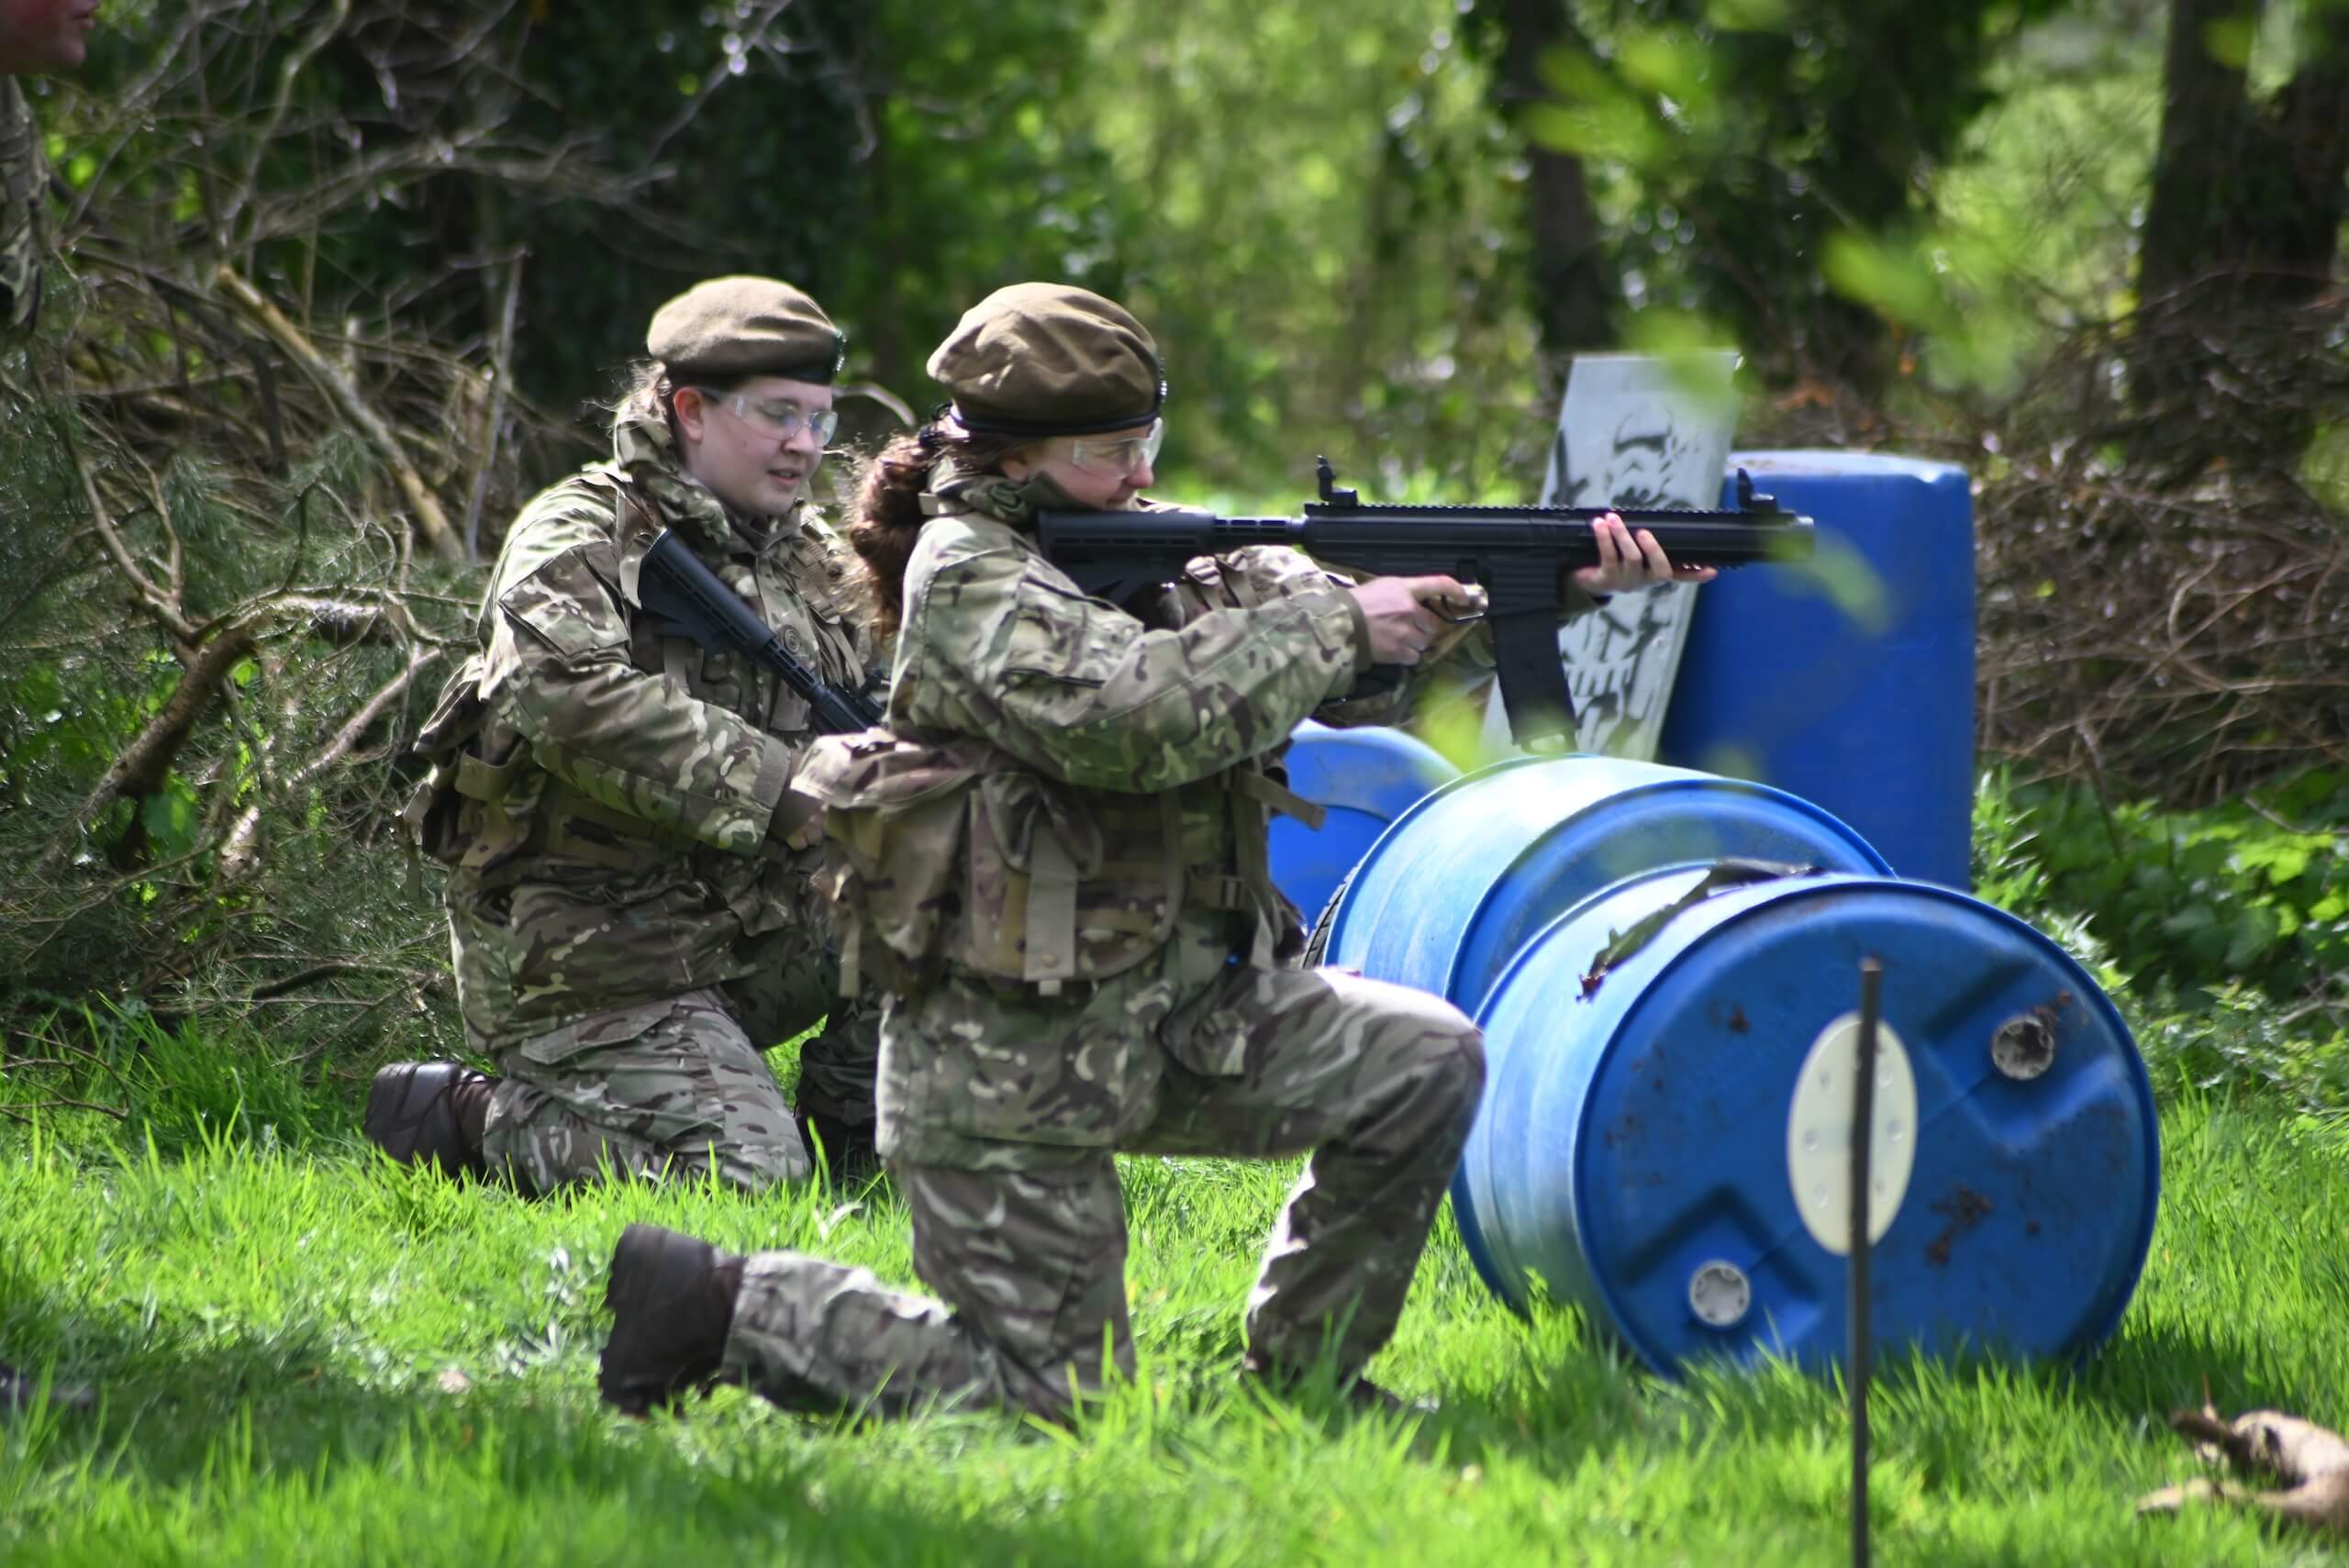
[1486,608,1576,749]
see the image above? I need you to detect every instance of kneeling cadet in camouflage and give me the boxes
[366,278,885,1193]
[596,283,1704,1419]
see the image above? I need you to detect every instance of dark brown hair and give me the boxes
[851,421,1029,638]
[610,359,753,446]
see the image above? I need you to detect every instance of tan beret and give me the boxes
[927,283,1164,437]
[647,275,844,384]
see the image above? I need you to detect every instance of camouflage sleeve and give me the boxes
[480,498,790,855]
[901,533,1369,793]
[1172,545,1600,729]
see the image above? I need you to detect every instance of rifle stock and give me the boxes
[1037,461,1813,746]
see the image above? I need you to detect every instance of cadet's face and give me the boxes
[0,0,99,73]
[674,374,834,517]
[1003,437,1156,510]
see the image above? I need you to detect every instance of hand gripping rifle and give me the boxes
[634,528,885,734]
[1036,458,1814,746]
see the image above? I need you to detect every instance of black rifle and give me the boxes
[1036,459,1814,746]
[635,528,884,733]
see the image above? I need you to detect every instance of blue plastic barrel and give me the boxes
[1458,867,2157,1374]
[1655,452,1976,888]
[1320,755,1889,1020]
[1267,721,1461,929]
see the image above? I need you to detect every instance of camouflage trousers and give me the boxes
[481,973,880,1195]
[718,963,1484,1421]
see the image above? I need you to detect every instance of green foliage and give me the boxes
[1936,23,2163,327]
[1990,767,2349,1003]
[1968,771,2126,997]
[1974,767,2349,1112]
[2131,985,2349,1114]
[824,1,1144,427]
[1475,0,2079,387]
[1070,0,1542,491]
[3,1005,324,1153]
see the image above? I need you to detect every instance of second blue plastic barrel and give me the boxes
[1656,451,1976,888]
[1267,722,1462,929]
[1320,755,1889,1019]
[1458,868,2158,1374]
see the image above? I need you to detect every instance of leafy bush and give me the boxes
[1985,768,2349,1004]
[2127,984,2349,1112]
[1974,768,2349,1110]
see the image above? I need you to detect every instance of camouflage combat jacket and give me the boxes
[2,78,47,334]
[403,414,876,1044]
[798,462,1408,1010]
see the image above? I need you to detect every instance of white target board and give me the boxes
[1476,350,1741,759]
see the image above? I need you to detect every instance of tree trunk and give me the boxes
[2132,0,2349,475]
[1488,0,1617,358]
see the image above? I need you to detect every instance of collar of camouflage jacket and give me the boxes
[609,404,807,556]
[923,455,1090,529]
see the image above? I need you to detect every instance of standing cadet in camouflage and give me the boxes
[364,277,885,1193]
[598,284,1704,1420]
[3,0,100,1418]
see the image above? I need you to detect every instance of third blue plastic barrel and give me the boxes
[1656,451,1976,888]
[1268,721,1461,929]
[1457,866,2157,1374]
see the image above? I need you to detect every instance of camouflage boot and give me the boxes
[599,1224,744,1417]
[362,1062,494,1178]
[797,1106,880,1182]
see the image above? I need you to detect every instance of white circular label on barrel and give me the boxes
[1786,1011,1918,1255]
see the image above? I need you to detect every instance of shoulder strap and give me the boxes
[1022,828,1081,997]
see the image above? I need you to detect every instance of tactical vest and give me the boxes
[401,473,857,897]
[795,728,1323,998]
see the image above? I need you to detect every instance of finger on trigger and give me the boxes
[1412,574,1462,606]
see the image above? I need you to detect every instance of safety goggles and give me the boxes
[1065,418,1164,476]
[696,390,841,446]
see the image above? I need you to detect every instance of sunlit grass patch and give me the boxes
[3,1071,2346,1564]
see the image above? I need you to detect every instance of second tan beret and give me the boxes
[647,275,844,384]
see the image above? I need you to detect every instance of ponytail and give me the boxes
[850,421,1026,639]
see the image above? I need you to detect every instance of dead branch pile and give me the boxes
[1,2,906,1077]
[1973,310,2349,806]
[0,2,680,1064]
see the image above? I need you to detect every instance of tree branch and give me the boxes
[215,265,463,562]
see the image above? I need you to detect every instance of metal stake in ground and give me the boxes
[1850,956,1885,1568]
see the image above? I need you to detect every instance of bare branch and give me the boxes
[49,407,197,644]
[216,264,463,562]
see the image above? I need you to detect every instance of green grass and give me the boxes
[4,1045,2348,1565]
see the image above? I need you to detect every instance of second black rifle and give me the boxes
[634,528,884,734]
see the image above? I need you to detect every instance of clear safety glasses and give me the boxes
[697,390,841,446]
[1066,418,1164,476]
